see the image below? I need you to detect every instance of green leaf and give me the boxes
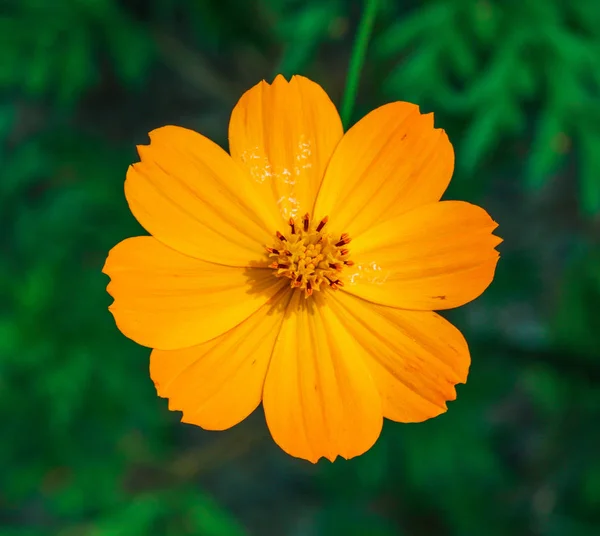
[0,530,48,536]
[467,0,500,44]
[375,3,451,57]
[317,503,400,536]
[384,44,443,102]
[552,248,600,354]
[0,102,15,136]
[460,108,503,173]
[15,263,54,317]
[89,494,165,535]
[104,17,154,87]
[184,491,247,536]
[445,31,478,79]
[521,364,569,416]
[24,28,57,96]
[578,132,600,215]
[58,28,95,104]
[0,139,49,196]
[512,60,538,98]
[276,1,340,77]
[581,460,600,509]
[527,110,566,190]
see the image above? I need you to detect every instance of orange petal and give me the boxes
[327,291,470,422]
[103,236,284,350]
[344,201,501,310]
[125,125,281,267]
[150,289,290,430]
[229,75,344,223]
[313,102,454,237]
[262,291,382,463]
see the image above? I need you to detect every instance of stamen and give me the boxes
[266,216,353,297]
[316,216,328,232]
[334,234,350,247]
[329,279,344,289]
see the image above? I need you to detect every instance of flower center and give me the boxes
[266,213,353,298]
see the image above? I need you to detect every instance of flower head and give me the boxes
[103,75,501,463]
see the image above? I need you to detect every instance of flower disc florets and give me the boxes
[267,213,353,298]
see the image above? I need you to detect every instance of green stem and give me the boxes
[340,0,379,129]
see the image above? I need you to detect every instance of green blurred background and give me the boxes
[2,0,600,534]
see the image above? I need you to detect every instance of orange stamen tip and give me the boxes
[268,220,352,298]
[302,213,310,232]
[339,233,351,245]
[316,216,328,232]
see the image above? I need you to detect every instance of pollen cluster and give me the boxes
[267,213,353,298]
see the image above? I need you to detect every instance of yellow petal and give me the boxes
[262,291,382,463]
[103,236,284,350]
[229,75,344,223]
[125,125,280,267]
[314,102,454,237]
[344,201,501,310]
[327,291,470,422]
[150,289,290,430]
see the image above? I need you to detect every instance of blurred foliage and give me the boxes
[1,0,600,535]
[375,1,600,214]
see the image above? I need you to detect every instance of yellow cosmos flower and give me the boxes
[103,75,501,463]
